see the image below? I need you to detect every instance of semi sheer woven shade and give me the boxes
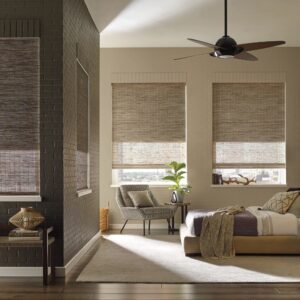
[76,62,89,190]
[112,83,186,169]
[213,83,285,169]
[0,38,40,194]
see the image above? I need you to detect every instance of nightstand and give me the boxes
[165,202,190,233]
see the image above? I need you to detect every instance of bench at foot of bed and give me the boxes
[180,224,300,256]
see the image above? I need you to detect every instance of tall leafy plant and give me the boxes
[162,161,191,194]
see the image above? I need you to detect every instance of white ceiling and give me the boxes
[85,0,300,48]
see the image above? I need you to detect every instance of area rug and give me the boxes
[77,234,300,283]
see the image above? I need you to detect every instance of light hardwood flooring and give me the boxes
[0,229,299,300]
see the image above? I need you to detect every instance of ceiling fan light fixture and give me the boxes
[219,54,234,59]
[177,0,285,61]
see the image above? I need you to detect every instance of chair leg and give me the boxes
[167,218,170,234]
[143,220,146,236]
[120,220,128,234]
[148,220,151,235]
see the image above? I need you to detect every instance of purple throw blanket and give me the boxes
[188,209,258,236]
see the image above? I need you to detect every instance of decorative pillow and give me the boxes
[288,197,300,217]
[127,191,154,208]
[262,191,300,214]
[120,185,149,207]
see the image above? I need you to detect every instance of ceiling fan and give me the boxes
[175,0,285,61]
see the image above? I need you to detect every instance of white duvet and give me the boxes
[246,206,298,236]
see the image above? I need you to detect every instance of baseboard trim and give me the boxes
[0,231,101,278]
[56,231,101,277]
[110,222,178,230]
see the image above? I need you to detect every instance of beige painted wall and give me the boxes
[100,47,300,227]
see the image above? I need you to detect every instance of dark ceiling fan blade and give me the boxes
[237,41,285,52]
[187,38,223,49]
[234,51,258,61]
[173,52,210,61]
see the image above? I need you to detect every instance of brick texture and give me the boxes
[0,0,99,267]
[63,0,99,265]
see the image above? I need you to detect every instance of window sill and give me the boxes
[110,184,170,188]
[0,195,42,202]
[77,189,92,197]
[211,184,287,188]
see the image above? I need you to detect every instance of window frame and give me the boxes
[76,59,92,197]
[111,82,187,185]
[0,37,41,201]
[211,81,286,186]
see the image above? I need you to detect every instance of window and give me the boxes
[76,61,90,192]
[0,38,40,195]
[212,83,286,185]
[112,83,186,184]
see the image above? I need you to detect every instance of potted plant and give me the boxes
[162,161,191,203]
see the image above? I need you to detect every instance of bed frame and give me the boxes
[180,224,300,256]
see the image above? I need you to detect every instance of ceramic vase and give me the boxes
[9,207,45,230]
[172,190,185,203]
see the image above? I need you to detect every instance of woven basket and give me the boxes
[100,208,109,232]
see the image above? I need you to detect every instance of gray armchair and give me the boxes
[116,184,176,235]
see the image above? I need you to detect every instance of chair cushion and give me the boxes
[120,185,149,207]
[140,207,175,219]
[128,190,154,208]
[262,191,299,214]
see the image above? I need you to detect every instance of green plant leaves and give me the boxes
[162,161,191,195]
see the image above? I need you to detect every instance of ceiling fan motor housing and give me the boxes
[213,35,243,58]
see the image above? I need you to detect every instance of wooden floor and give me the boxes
[0,230,299,300]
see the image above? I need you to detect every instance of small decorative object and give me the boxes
[212,173,223,185]
[162,161,191,203]
[100,208,109,232]
[222,174,256,185]
[9,207,45,230]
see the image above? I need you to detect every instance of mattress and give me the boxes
[185,206,298,237]
[180,223,300,255]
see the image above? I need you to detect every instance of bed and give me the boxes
[180,205,300,256]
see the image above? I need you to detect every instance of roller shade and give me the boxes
[213,83,285,169]
[112,83,186,169]
[0,38,40,194]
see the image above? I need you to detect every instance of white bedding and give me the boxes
[246,206,298,236]
[185,206,299,236]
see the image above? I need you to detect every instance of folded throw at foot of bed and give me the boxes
[200,205,245,259]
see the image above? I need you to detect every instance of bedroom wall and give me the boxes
[0,0,64,267]
[0,0,100,269]
[63,0,100,265]
[100,47,300,227]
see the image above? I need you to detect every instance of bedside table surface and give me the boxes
[164,202,190,206]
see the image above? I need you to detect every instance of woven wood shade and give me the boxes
[0,19,40,37]
[112,83,186,169]
[213,83,285,169]
[0,38,40,194]
[76,62,89,190]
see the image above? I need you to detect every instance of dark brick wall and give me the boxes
[63,0,99,265]
[0,0,99,267]
[0,0,64,266]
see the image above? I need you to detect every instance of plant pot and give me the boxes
[172,190,185,203]
[9,207,45,230]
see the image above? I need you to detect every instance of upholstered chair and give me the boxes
[116,184,176,235]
